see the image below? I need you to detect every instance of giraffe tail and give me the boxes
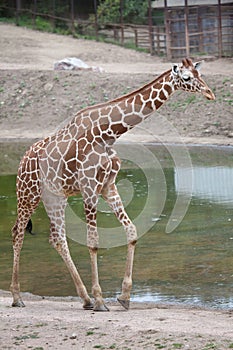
[26,219,36,235]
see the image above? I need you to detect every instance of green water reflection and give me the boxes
[0,142,232,309]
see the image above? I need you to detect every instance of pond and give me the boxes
[0,141,232,310]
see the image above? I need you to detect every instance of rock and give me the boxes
[54,57,103,72]
[70,333,77,339]
[44,82,53,92]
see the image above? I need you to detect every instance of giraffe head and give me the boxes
[171,58,215,100]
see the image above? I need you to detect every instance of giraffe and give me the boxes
[10,58,215,311]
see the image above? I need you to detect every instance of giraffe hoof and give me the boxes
[117,298,130,310]
[93,303,109,312]
[83,301,94,310]
[12,299,25,307]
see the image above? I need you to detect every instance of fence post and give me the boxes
[70,0,75,34]
[32,0,37,29]
[217,0,223,57]
[157,26,160,55]
[93,0,99,40]
[197,6,204,53]
[134,28,138,47]
[51,0,55,31]
[120,0,124,45]
[16,0,21,26]
[164,0,172,60]
[148,0,154,55]
[184,0,190,58]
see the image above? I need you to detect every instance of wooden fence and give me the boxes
[95,23,166,56]
[164,2,233,59]
[1,1,232,59]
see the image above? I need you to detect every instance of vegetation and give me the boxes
[97,0,148,24]
[0,0,161,54]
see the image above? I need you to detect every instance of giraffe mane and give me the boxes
[112,69,172,103]
[74,68,172,118]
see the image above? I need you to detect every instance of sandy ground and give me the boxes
[0,23,233,349]
[0,290,233,350]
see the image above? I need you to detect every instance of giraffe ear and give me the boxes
[194,61,203,71]
[172,64,180,76]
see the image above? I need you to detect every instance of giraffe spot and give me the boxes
[90,109,99,121]
[31,171,38,181]
[133,94,142,108]
[110,106,121,122]
[94,135,104,144]
[143,101,153,114]
[124,114,142,127]
[142,90,150,102]
[111,123,128,135]
[89,151,101,165]
[100,105,111,116]
[164,84,173,95]
[151,90,158,100]
[97,167,106,183]
[99,121,109,132]
[86,130,94,143]
[31,185,39,194]
[159,89,166,100]
[156,100,163,109]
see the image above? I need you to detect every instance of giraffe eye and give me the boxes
[183,76,191,82]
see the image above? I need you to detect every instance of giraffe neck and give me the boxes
[68,69,176,145]
[121,68,174,120]
[101,68,175,142]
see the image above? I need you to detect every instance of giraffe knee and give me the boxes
[11,220,25,245]
[126,223,137,244]
[87,226,99,249]
[12,223,18,242]
[49,233,66,251]
[87,235,99,249]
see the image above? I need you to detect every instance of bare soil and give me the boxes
[0,290,233,350]
[0,23,233,145]
[0,23,233,349]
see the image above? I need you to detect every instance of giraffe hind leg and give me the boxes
[11,188,41,305]
[10,219,26,307]
[42,191,93,310]
[10,204,40,307]
[11,145,42,307]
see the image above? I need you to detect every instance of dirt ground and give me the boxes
[0,290,233,350]
[0,23,233,349]
[0,23,233,145]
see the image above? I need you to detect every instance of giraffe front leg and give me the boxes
[53,239,93,310]
[89,246,109,312]
[85,200,109,312]
[117,224,137,310]
[102,182,137,310]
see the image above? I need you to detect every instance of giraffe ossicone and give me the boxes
[10,58,215,311]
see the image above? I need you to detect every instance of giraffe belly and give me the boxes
[40,167,81,197]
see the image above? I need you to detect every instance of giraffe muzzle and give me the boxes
[203,88,215,101]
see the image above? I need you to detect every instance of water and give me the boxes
[0,142,233,310]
